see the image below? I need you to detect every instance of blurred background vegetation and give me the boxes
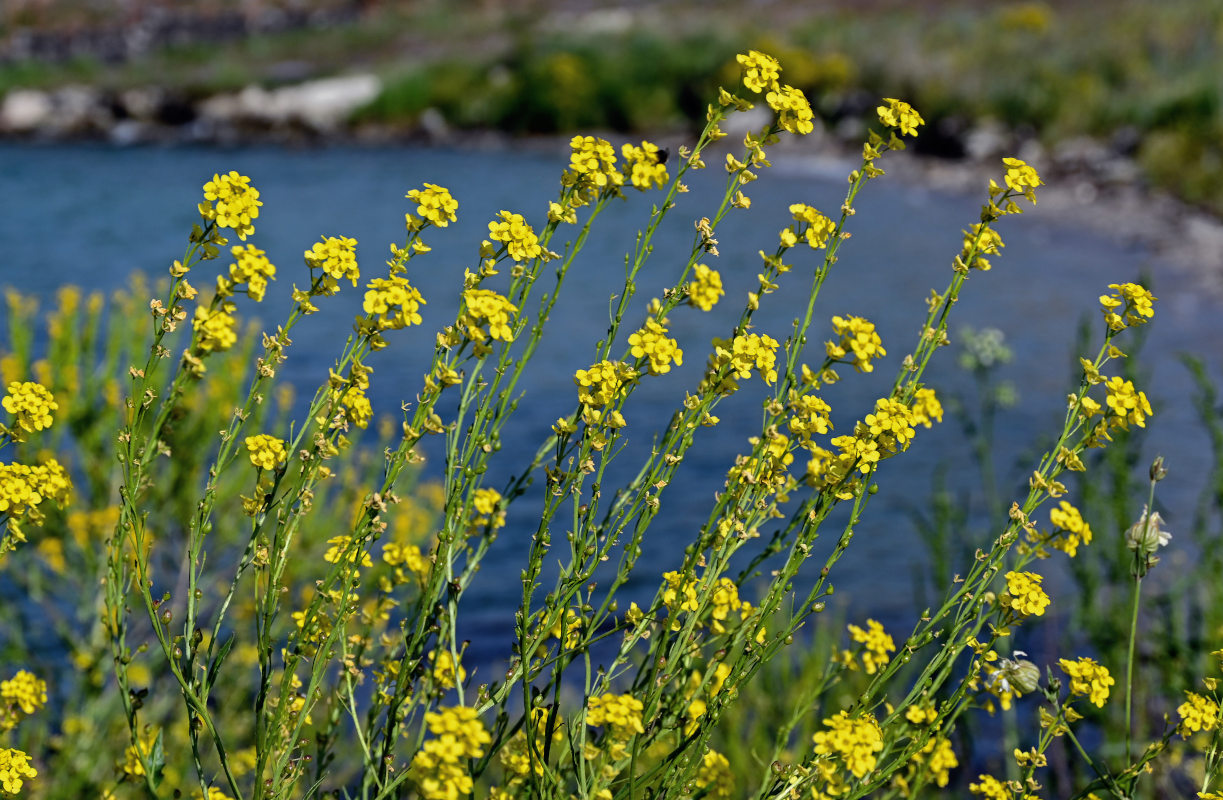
[2,0,1221,213]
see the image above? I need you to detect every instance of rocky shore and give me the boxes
[3,76,1220,295]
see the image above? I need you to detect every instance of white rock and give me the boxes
[1,89,53,131]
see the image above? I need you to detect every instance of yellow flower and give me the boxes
[1177,691,1220,737]
[406,183,458,227]
[687,264,724,311]
[199,171,261,240]
[1049,501,1093,557]
[812,710,883,780]
[1059,657,1114,707]
[2,381,57,434]
[1099,282,1156,329]
[1103,376,1152,429]
[458,288,518,344]
[429,650,466,690]
[323,535,373,568]
[876,98,925,136]
[826,315,885,373]
[226,245,276,302]
[848,619,895,675]
[736,50,781,94]
[789,204,835,248]
[574,360,636,408]
[0,748,37,795]
[628,319,683,375]
[192,303,238,353]
[305,235,359,292]
[566,135,624,195]
[244,434,287,471]
[909,387,944,427]
[363,275,425,330]
[1002,157,1042,203]
[766,84,815,135]
[622,141,668,190]
[1004,571,1050,617]
[587,693,645,738]
[488,211,542,262]
[0,671,46,717]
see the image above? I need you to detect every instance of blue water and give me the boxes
[2,142,1220,669]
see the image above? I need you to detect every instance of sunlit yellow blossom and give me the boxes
[622,141,668,190]
[471,488,505,530]
[864,398,918,452]
[789,204,835,248]
[848,619,895,675]
[458,288,518,344]
[826,315,886,373]
[708,578,743,634]
[628,319,683,375]
[688,264,724,311]
[766,84,815,135]
[0,748,37,795]
[1099,282,1156,330]
[429,650,466,690]
[305,235,359,291]
[877,98,925,136]
[121,727,159,778]
[711,333,779,385]
[2,382,56,434]
[323,535,373,568]
[662,571,700,621]
[0,671,46,720]
[574,360,635,408]
[200,171,261,240]
[1002,157,1042,202]
[488,211,542,262]
[1177,691,1220,737]
[736,50,781,93]
[1103,376,1152,429]
[566,135,623,192]
[363,275,425,330]
[693,750,733,799]
[1049,501,1093,557]
[410,706,491,800]
[915,736,958,788]
[910,388,944,427]
[407,183,459,227]
[788,393,833,444]
[969,774,1009,800]
[1059,657,1114,707]
[1004,571,1050,617]
[587,693,645,738]
[192,303,238,353]
[226,245,276,302]
[244,434,287,471]
[337,383,373,429]
[812,710,883,780]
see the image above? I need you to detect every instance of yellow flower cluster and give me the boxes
[628,319,683,375]
[1049,501,1093,557]
[471,487,505,531]
[575,360,636,409]
[1177,691,1220,738]
[710,333,780,386]
[812,710,884,780]
[199,171,261,240]
[381,541,430,585]
[587,693,644,758]
[621,141,668,190]
[693,751,734,799]
[1103,376,1152,430]
[1004,571,1050,617]
[788,393,833,444]
[429,650,466,690]
[788,204,836,249]
[864,398,918,453]
[488,211,542,262]
[244,434,287,471]
[0,460,72,524]
[362,275,426,331]
[847,619,895,675]
[876,98,925,136]
[708,577,743,634]
[192,303,238,353]
[0,748,37,796]
[735,51,781,94]
[728,432,795,497]
[407,183,459,228]
[959,223,1005,271]
[765,84,815,135]
[305,235,360,292]
[0,671,46,731]
[323,535,373,567]
[913,736,959,788]
[458,288,518,344]
[410,706,491,800]
[566,135,624,195]
[910,388,944,427]
[969,774,1010,799]
[687,264,724,311]
[1002,157,1043,203]
[662,570,700,624]
[826,315,886,373]
[2,381,57,435]
[223,244,276,302]
[1099,282,1156,331]
[1058,657,1114,707]
[121,726,159,778]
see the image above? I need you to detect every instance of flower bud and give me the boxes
[1125,505,1171,556]
[1150,455,1167,482]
